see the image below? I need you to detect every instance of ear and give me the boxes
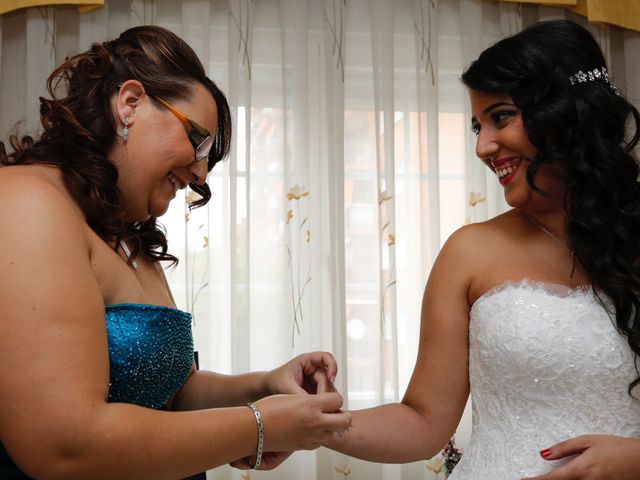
[115,79,146,126]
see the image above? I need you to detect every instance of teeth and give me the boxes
[496,162,518,178]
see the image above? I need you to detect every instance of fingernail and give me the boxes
[540,448,552,458]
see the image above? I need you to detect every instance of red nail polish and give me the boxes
[540,448,552,458]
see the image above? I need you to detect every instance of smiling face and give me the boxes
[111,81,218,221]
[469,90,566,211]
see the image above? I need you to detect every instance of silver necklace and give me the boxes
[524,211,578,278]
[118,240,138,270]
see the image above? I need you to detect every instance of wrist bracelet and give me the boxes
[245,402,264,469]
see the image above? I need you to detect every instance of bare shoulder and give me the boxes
[0,164,100,302]
[445,210,518,248]
[0,164,101,307]
[436,213,511,269]
[459,210,538,303]
[0,164,77,202]
[431,210,524,304]
[0,165,87,242]
[0,165,98,309]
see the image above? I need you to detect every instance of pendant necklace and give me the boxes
[524,211,577,279]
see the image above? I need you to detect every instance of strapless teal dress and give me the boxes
[1,304,194,478]
[105,303,194,408]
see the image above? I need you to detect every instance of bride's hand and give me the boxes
[522,435,640,480]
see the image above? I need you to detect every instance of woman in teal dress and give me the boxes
[0,25,350,479]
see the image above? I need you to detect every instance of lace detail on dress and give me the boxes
[449,279,640,479]
[474,278,595,305]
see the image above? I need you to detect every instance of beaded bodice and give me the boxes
[449,280,640,479]
[106,303,193,409]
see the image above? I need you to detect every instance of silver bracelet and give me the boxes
[245,402,264,469]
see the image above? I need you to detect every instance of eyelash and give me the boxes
[471,110,517,135]
[492,110,516,126]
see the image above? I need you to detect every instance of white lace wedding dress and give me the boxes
[449,279,640,479]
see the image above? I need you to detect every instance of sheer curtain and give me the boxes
[1,1,639,479]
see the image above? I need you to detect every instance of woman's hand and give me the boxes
[230,389,349,471]
[523,435,640,480]
[230,452,292,471]
[256,392,351,453]
[264,351,338,396]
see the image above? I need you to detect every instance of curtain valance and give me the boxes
[499,0,640,33]
[0,1,103,16]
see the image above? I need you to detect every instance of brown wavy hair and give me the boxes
[0,25,232,265]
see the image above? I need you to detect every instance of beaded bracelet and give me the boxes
[245,402,264,469]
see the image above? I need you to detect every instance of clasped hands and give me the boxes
[230,351,348,471]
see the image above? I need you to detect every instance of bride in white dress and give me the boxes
[325,19,640,479]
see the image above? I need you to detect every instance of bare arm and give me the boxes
[0,175,350,479]
[157,264,338,412]
[171,351,337,411]
[168,354,339,471]
[325,226,480,462]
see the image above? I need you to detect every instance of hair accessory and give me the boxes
[569,66,620,95]
[122,116,129,142]
[245,402,264,469]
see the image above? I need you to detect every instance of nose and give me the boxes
[189,158,208,185]
[475,128,500,164]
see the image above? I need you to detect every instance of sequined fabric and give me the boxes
[106,303,193,409]
[449,279,640,479]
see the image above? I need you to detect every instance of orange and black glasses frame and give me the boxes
[115,83,213,164]
[152,96,213,163]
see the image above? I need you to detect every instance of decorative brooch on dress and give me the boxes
[569,66,620,96]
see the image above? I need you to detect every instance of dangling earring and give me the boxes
[122,116,129,142]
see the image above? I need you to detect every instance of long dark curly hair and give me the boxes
[462,19,640,394]
[0,25,232,265]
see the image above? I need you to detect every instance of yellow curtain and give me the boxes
[498,0,640,33]
[0,1,104,16]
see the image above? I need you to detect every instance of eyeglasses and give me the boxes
[153,96,213,163]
